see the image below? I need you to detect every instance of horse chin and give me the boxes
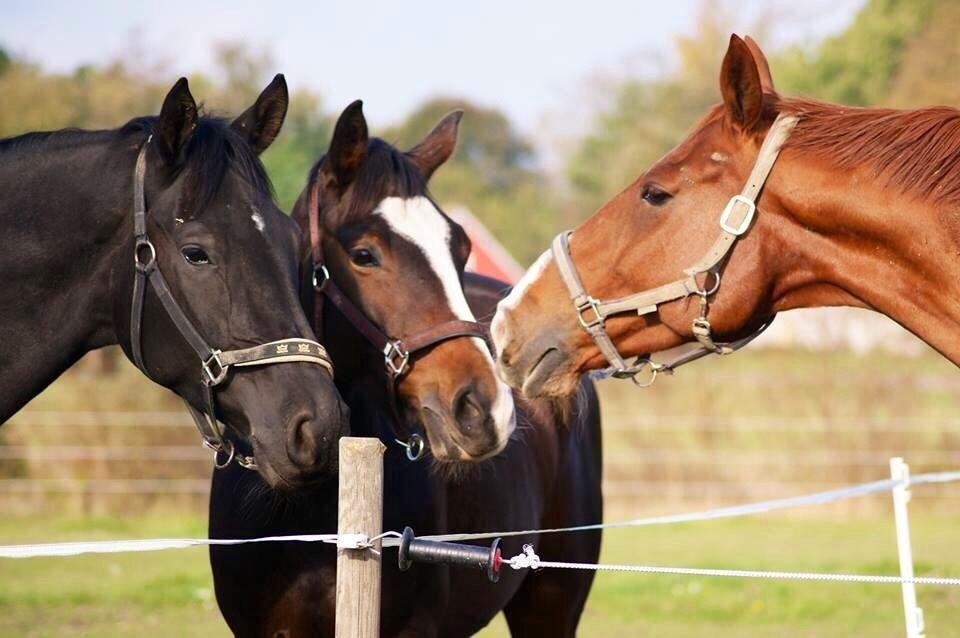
[251,450,333,492]
[519,353,581,399]
[419,425,510,482]
[427,447,499,483]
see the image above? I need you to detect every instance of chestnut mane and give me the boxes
[779,97,960,207]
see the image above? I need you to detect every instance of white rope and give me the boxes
[503,547,960,586]
[3,470,959,558]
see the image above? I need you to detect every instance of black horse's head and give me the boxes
[118,77,349,488]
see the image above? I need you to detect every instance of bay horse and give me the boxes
[0,76,349,487]
[209,102,602,637]
[494,33,960,398]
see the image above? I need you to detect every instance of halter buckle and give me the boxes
[383,341,410,377]
[719,195,756,236]
[202,350,228,386]
[575,297,604,330]
[312,264,330,291]
[236,454,258,470]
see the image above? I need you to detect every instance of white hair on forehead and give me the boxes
[375,195,515,441]
[374,196,472,320]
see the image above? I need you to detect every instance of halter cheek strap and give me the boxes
[130,138,334,470]
[552,113,798,386]
[306,178,488,456]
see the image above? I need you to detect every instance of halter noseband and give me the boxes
[307,178,488,460]
[552,113,798,387]
[130,137,334,470]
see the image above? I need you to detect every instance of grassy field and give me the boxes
[2,513,958,637]
[3,346,959,634]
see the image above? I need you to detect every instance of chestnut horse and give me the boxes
[494,34,960,398]
[0,76,348,487]
[209,102,602,637]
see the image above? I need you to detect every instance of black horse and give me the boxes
[0,76,348,487]
[210,102,602,637]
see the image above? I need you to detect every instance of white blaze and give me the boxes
[375,197,516,448]
[491,248,552,354]
[250,207,265,233]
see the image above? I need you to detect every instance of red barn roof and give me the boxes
[448,207,524,285]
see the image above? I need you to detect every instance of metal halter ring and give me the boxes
[695,271,721,297]
[396,433,426,462]
[134,238,157,271]
[383,341,410,377]
[612,359,662,388]
[211,439,236,469]
[202,350,229,386]
[312,264,330,291]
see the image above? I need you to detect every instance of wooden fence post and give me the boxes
[335,437,385,638]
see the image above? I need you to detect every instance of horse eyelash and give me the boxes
[641,185,673,206]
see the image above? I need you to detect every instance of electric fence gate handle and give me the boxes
[397,527,503,583]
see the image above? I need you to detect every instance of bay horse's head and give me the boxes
[295,102,515,462]
[123,77,348,487]
[494,35,805,397]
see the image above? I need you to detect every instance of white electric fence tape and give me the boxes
[407,470,960,545]
[503,549,960,586]
[2,470,959,560]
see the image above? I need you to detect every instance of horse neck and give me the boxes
[322,312,395,440]
[766,154,960,365]
[0,134,134,419]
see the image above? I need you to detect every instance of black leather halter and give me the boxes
[130,137,334,470]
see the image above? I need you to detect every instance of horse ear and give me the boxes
[743,35,776,94]
[407,110,463,180]
[231,73,289,154]
[719,35,764,131]
[155,77,198,166]
[322,100,368,191]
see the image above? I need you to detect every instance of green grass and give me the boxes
[2,514,958,637]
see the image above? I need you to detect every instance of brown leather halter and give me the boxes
[307,177,488,460]
[551,113,798,387]
[130,137,334,470]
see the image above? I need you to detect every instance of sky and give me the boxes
[1,0,864,132]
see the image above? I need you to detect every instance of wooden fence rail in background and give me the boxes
[3,411,959,514]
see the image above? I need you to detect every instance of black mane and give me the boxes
[0,127,112,153]
[1,113,273,214]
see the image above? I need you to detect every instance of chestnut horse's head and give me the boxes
[494,35,799,398]
[296,102,515,462]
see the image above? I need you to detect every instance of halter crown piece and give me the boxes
[552,113,799,387]
[129,136,334,470]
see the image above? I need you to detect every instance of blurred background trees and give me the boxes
[3,6,960,633]
[0,0,956,262]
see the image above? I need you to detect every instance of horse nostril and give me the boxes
[453,386,486,435]
[286,413,330,470]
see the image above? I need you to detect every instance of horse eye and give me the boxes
[181,245,211,265]
[349,247,380,268]
[642,185,673,207]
